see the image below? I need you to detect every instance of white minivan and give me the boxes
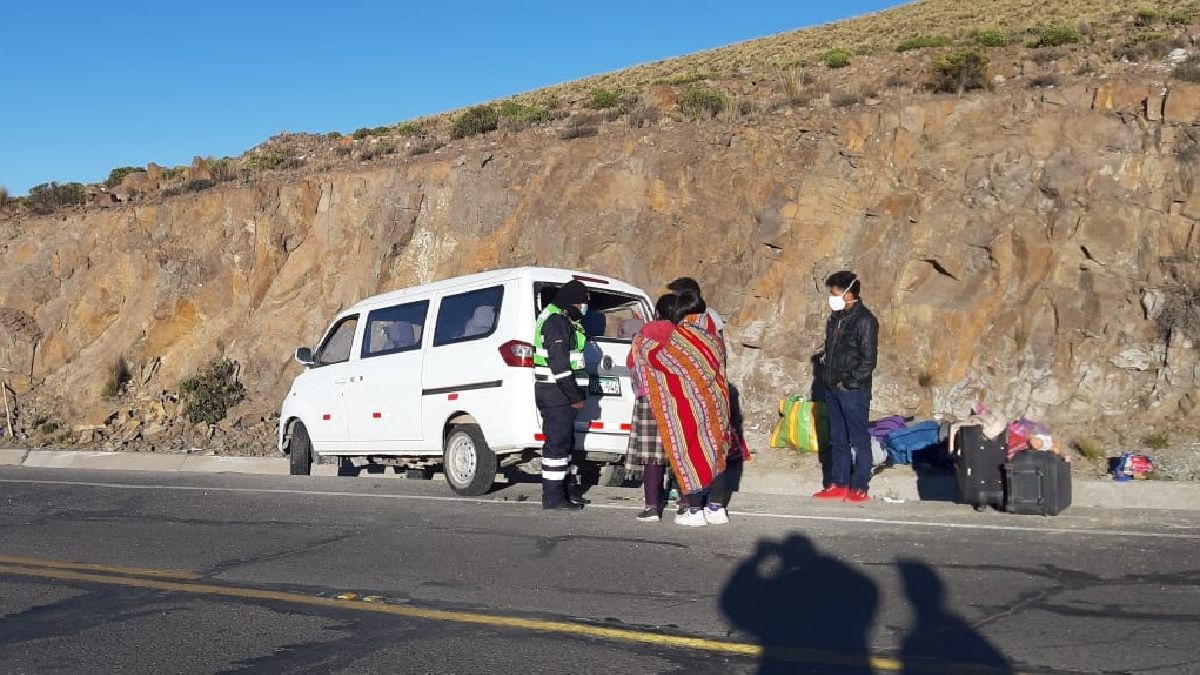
[279,267,654,495]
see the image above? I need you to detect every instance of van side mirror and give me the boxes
[295,347,314,366]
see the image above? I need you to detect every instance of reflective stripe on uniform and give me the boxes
[541,457,570,468]
[554,371,574,381]
[541,469,568,481]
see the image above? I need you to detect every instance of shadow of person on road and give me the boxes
[898,558,1013,674]
[720,534,878,674]
[809,353,833,489]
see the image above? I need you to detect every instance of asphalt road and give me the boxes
[0,467,1198,674]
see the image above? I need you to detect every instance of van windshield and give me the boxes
[535,283,650,342]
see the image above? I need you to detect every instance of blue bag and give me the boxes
[884,421,941,464]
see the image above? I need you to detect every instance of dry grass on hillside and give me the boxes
[519,0,1196,100]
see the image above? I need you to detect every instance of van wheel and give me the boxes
[598,464,627,487]
[443,424,497,496]
[289,422,312,476]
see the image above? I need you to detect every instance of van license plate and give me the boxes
[591,377,621,396]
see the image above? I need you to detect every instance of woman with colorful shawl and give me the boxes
[633,291,734,527]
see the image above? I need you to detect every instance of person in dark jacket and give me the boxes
[534,280,590,510]
[813,271,879,504]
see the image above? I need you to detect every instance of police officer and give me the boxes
[534,280,589,511]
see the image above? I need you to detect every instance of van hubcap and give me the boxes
[447,435,477,485]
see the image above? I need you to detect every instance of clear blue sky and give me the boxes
[1,1,902,195]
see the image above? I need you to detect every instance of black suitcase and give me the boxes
[1006,450,1072,516]
[955,425,1006,511]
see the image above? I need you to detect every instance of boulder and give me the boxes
[1164,83,1200,124]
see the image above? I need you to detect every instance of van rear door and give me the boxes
[534,281,651,451]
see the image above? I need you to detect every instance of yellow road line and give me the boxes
[0,561,912,671]
[0,554,201,580]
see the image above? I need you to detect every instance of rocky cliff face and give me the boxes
[2,66,1199,468]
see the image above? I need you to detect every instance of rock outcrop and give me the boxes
[2,32,1200,472]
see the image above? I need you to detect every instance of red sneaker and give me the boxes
[812,485,850,501]
[844,489,871,504]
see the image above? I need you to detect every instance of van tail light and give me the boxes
[571,274,609,285]
[499,340,535,368]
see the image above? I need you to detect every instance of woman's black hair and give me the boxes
[654,294,680,322]
[671,290,707,323]
[667,277,703,295]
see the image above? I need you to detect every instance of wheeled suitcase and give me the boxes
[1006,450,1072,515]
[955,424,1006,511]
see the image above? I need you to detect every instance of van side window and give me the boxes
[433,286,504,347]
[362,300,429,358]
[315,315,359,366]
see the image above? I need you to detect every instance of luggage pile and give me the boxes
[949,407,1072,516]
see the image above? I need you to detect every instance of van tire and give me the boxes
[598,464,627,488]
[289,422,312,476]
[443,424,497,496]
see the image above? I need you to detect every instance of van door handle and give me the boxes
[334,378,351,385]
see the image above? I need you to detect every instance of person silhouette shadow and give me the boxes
[810,353,834,489]
[898,559,1013,674]
[721,534,878,674]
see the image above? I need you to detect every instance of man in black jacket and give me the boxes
[814,271,879,504]
[534,280,590,510]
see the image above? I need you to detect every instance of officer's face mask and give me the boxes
[578,303,589,316]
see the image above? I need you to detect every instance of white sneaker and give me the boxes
[704,505,729,525]
[674,508,708,527]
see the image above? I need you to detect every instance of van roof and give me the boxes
[348,267,649,312]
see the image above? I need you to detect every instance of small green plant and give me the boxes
[559,119,598,140]
[917,370,935,388]
[1143,433,1170,451]
[822,48,852,68]
[1164,10,1194,25]
[1033,24,1082,48]
[497,100,554,127]
[1030,49,1063,65]
[930,48,990,93]
[105,166,143,188]
[326,131,343,140]
[628,105,660,128]
[896,35,951,52]
[26,181,86,214]
[204,156,238,182]
[356,141,397,161]
[1073,437,1106,460]
[1175,57,1200,83]
[652,72,710,86]
[1115,33,1176,62]
[832,90,864,107]
[101,356,132,398]
[161,179,219,197]
[450,105,498,139]
[0,186,7,207]
[1134,7,1160,27]
[975,29,1010,47]
[39,421,59,435]
[588,88,620,109]
[395,122,423,136]
[245,150,285,171]
[678,86,727,120]
[1030,73,1060,87]
[179,358,246,425]
[408,138,445,156]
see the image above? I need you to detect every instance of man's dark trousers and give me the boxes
[539,404,577,506]
[825,387,872,491]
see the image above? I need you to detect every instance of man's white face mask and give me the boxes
[828,279,858,312]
